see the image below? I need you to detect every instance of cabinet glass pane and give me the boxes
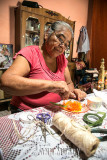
[64,44,71,59]
[44,22,52,32]
[25,17,40,47]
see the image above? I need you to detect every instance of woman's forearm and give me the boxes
[0,74,54,96]
[0,74,70,98]
[67,81,75,91]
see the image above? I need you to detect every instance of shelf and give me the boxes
[0,98,11,103]
[26,29,40,34]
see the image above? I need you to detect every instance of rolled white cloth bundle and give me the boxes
[52,112,99,157]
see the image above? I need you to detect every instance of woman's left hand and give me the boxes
[72,89,87,101]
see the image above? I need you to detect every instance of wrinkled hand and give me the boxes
[49,81,70,100]
[69,92,76,99]
[73,89,87,101]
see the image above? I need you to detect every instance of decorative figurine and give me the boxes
[97,58,105,90]
[105,70,107,89]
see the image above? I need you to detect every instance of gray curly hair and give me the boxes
[45,21,74,38]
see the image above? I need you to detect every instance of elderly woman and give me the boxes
[0,21,86,113]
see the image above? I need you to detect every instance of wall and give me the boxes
[0,0,89,57]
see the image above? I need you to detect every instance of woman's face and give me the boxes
[44,29,72,58]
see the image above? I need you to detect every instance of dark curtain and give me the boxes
[90,0,107,69]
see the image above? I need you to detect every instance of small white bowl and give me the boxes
[87,96,102,111]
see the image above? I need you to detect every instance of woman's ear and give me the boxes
[44,32,48,41]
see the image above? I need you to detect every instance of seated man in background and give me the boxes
[0,21,86,113]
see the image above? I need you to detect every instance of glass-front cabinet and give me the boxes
[15,3,75,81]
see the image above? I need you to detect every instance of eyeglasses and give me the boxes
[54,32,70,50]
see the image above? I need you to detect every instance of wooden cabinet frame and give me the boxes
[15,4,75,60]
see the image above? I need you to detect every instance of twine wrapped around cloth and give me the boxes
[52,112,99,157]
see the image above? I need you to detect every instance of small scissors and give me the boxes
[36,113,51,142]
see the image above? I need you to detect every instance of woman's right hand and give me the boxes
[48,81,70,100]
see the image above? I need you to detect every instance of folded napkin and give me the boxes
[93,89,107,108]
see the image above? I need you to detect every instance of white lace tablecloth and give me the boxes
[0,92,107,160]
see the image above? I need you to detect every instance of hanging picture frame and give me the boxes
[0,43,13,69]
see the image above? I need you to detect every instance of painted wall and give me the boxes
[0,0,89,57]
